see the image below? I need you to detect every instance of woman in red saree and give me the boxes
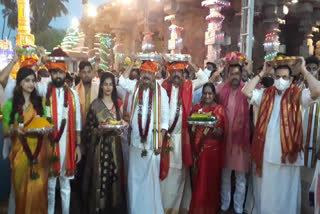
[189,82,226,214]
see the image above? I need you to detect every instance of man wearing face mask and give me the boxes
[119,59,169,214]
[216,52,251,214]
[160,59,208,214]
[39,48,82,214]
[242,58,320,214]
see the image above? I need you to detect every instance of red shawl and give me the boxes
[160,79,193,180]
[218,82,250,150]
[252,85,303,176]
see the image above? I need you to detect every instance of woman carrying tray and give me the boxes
[189,82,226,214]
[82,72,127,214]
[2,67,49,214]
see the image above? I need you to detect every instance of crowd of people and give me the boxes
[1,47,320,214]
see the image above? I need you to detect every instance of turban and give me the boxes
[46,62,67,73]
[140,61,158,73]
[37,65,48,72]
[167,62,186,72]
[20,57,38,69]
[46,47,69,72]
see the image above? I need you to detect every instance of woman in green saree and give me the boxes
[82,72,127,213]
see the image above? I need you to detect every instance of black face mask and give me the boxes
[261,76,274,88]
[52,77,65,88]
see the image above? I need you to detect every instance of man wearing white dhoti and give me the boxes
[160,60,208,214]
[242,58,320,214]
[119,60,169,214]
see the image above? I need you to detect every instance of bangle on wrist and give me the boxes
[257,73,262,80]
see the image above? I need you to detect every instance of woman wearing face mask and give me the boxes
[189,83,226,214]
[82,72,127,214]
[2,67,49,214]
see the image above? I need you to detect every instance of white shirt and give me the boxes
[119,76,169,150]
[117,86,132,115]
[251,88,316,166]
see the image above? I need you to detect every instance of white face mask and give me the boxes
[274,78,291,91]
[41,77,51,84]
[204,68,212,78]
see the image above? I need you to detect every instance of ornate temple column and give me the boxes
[202,0,230,63]
[262,5,285,60]
[165,14,183,54]
[16,0,34,46]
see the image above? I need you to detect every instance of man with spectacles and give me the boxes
[242,57,320,214]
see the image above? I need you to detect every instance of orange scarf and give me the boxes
[74,81,99,126]
[252,85,303,176]
[51,88,77,177]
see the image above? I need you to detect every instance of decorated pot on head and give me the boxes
[10,45,40,80]
[269,54,302,76]
[224,51,247,66]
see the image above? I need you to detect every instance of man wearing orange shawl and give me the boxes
[160,60,208,214]
[242,58,320,214]
[216,54,250,214]
[74,61,99,127]
[37,47,82,214]
[119,60,169,214]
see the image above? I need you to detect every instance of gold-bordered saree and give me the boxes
[82,99,127,214]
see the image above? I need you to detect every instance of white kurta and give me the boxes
[303,102,320,168]
[119,76,169,214]
[160,71,208,213]
[310,160,320,214]
[249,88,317,214]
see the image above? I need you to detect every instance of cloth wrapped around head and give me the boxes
[167,62,186,72]
[46,47,69,72]
[20,56,38,69]
[140,60,158,73]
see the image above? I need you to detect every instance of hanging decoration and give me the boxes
[202,0,230,63]
[61,26,81,51]
[96,33,114,71]
[263,30,280,60]
[0,40,14,70]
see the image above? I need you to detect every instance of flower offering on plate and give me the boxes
[188,112,217,126]
[270,55,301,67]
[100,119,129,130]
[25,117,55,134]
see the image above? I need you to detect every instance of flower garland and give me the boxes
[17,104,43,180]
[46,84,69,166]
[138,83,155,157]
[164,85,183,153]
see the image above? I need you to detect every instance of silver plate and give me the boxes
[136,52,162,62]
[100,124,129,130]
[27,126,55,134]
[188,120,217,126]
[164,54,191,62]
